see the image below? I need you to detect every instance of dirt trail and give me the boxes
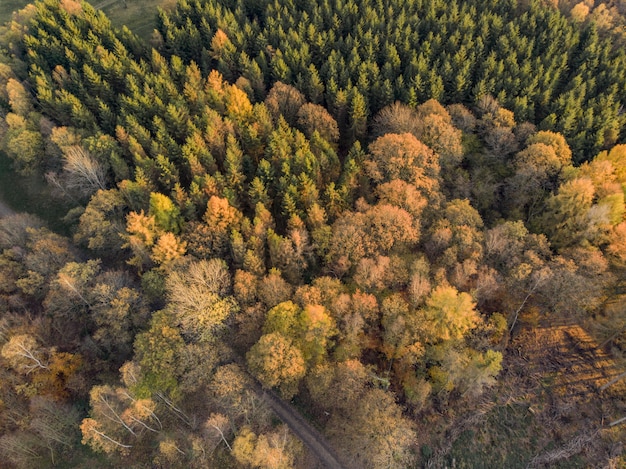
[234,356,346,469]
[261,389,346,469]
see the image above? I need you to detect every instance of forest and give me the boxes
[0,0,624,467]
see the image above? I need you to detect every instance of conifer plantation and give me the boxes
[0,0,624,467]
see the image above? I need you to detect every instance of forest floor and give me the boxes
[424,319,626,468]
[0,152,72,233]
[0,196,14,218]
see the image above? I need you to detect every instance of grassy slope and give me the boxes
[96,0,175,41]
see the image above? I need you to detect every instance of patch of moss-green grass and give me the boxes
[445,403,536,469]
[95,0,175,41]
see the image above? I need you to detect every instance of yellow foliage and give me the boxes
[527,130,572,166]
[126,211,158,248]
[596,144,626,185]
[151,232,186,267]
[225,84,253,123]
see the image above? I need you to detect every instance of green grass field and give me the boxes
[95,0,174,40]
[1,0,173,40]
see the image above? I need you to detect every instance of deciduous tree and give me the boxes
[247,332,306,398]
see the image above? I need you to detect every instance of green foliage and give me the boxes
[246,332,306,398]
[133,310,183,399]
[1,1,625,467]
[157,0,626,159]
[149,192,181,233]
[422,285,479,343]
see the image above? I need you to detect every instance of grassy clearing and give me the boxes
[425,322,626,468]
[444,404,588,469]
[95,0,175,40]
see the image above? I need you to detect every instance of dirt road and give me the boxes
[261,389,346,469]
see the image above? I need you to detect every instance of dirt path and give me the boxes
[233,355,346,469]
[261,389,346,469]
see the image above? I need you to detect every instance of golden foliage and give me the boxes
[151,232,186,267]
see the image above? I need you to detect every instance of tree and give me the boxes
[89,270,149,357]
[133,310,185,399]
[6,78,33,117]
[210,29,237,79]
[298,304,337,366]
[376,179,427,219]
[265,82,305,124]
[43,260,101,338]
[527,130,572,167]
[354,255,390,292]
[371,101,420,137]
[306,359,369,411]
[59,145,108,197]
[257,270,293,309]
[124,211,159,270]
[606,222,626,267]
[1,334,49,375]
[443,348,503,396]
[414,113,464,169]
[247,332,306,399]
[2,113,45,175]
[165,259,237,342]
[203,196,243,258]
[421,286,479,343]
[27,397,80,463]
[541,177,596,249]
[151,232,187,268]
[348,89,368,142]
[74,189,127,254]
[262,300,336,367]
[326,388,417,469]
[296,103,340,144]
[507,142,567,221]
[366,133,439,197]
[232,425,302,469]
[81,385,161,456]
[381,293,424,363]
[149,192,182,234]
[426,199,484,268]
[592,144,626,192]
[267,229,306,284]
[209,363,256,421]
[570,2,590,22]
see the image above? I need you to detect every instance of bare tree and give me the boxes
[62,145,107,196]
